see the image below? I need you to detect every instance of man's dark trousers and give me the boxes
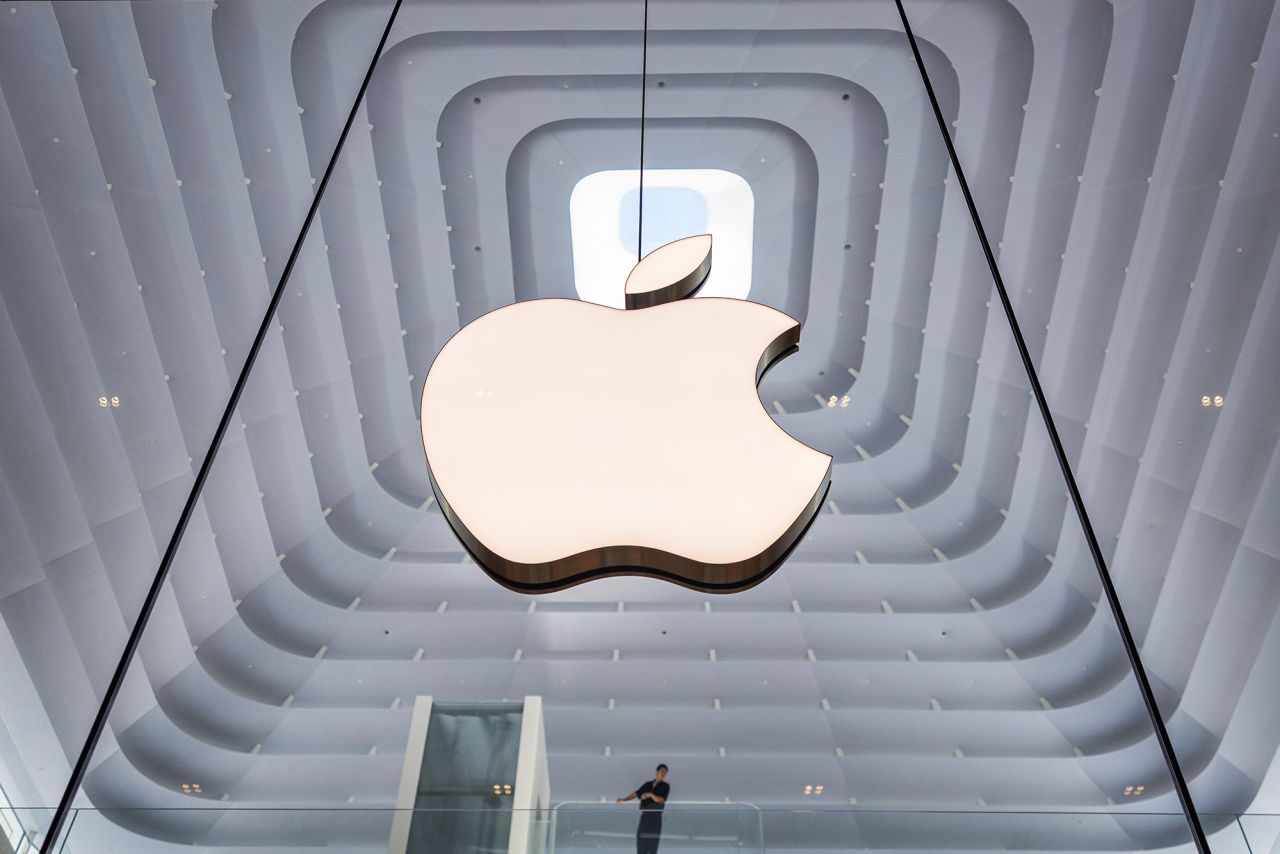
[636,811,662,854]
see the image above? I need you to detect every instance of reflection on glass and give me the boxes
[0,0,399,845]
[403,702,522,853]
[47,1,647,850]
[0,0,1274,851]
[901,0,1280,833]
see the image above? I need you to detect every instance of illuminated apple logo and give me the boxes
[421,235,832,593]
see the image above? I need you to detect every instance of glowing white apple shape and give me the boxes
[421,234,832,592]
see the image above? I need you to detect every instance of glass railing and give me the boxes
[551,802,764,851]
[6,807,1271,852]
[0,784,40,854]
[1237,814,1280,853]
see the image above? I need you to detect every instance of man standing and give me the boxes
[616,764,670,854]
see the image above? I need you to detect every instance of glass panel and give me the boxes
[60,807,397,851]
[0,0,396,843]
[902,0,1280,828]
[0,799,48,854]
[1199,813,1259,854]
[617,4,1195,850]
[14,0,1273,851]
[57,0,645,850]
[406,702,523,851]
[51,807,1265,850]
[553,804,763,852]
[1239,814,1280,854]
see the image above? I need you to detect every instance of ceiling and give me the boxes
[0,0,1278,850]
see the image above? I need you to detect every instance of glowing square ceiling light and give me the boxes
[570,169,754,308]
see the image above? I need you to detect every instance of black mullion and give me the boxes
[38,1,405,849]
[890,1,1209,851]
[637,0,650,258]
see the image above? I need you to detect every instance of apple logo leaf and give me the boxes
[421,233,832,593]
[624,234,712,310]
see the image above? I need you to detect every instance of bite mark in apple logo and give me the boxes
[421,234,833,593]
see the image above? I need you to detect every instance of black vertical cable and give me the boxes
[890,2,1209,851]
[637,0,650,258]
[37,1,404,850]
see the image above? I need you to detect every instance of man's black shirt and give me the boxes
[635,780,670,812]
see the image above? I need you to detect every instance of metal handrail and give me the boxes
[552,800,762,812]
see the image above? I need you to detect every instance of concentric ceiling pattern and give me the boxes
[0,0,1278,850]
